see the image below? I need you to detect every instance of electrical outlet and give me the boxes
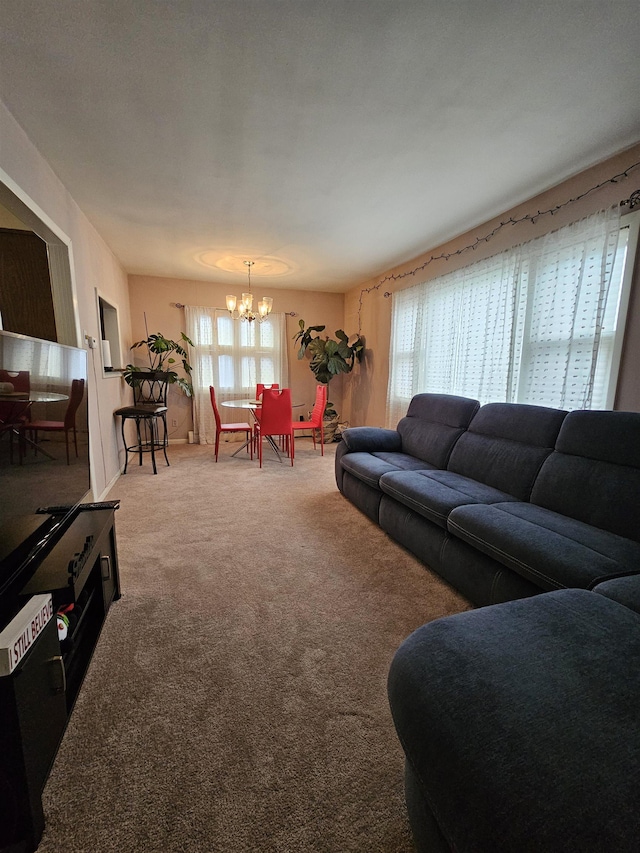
[172,418,178,427]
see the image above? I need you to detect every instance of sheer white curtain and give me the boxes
[387,252,523,426]
[185,306,289,444]
[387,205,625,427]
[513,207,623,409]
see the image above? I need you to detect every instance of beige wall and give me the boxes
[0,99,133,497]
[344,141,640,427]
[128,275,347,439]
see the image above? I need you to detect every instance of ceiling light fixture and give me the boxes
[226,260,273,323]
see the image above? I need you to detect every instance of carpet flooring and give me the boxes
[37,440,470,852]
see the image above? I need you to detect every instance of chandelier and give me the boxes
[226,260,273,323]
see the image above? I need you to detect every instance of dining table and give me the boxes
[220,398,303,461]
[0,390,69,460]
[0,390,69,406]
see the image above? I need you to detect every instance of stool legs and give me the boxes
[160,412,170,468]
[136,418,144,468]
[119,413,170,475]
[121,417,130,474]
[148,417,157,474]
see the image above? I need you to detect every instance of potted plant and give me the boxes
[293,320,365,441]
[123,331,194,396]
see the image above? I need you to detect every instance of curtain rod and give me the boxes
[356,160,640,333]
[172,302,296,316]
[375,191,640,302]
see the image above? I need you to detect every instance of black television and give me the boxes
[0,330,90,619]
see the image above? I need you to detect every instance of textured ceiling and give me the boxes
[1,1,639,292]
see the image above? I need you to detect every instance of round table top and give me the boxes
[221,398,303,409]
[0,391,69,403]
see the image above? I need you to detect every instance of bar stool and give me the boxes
[115,371,170,474]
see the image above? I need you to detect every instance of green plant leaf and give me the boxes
[126,330,194,395]
[292,321,364,399]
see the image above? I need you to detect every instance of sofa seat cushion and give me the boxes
[593,575,640,614]
[387,589,640,852]
[340,451,436,489]
[448,501,640,590]
[379,470,518,529]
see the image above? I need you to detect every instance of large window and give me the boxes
[185,306,288,443]
[387,207,638,426]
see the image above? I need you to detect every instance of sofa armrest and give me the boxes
[341,427,402,453]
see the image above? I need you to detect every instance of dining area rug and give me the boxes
[37,441,470,853]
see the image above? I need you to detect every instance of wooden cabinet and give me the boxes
[0,229,57,343]
[0,507,120,852]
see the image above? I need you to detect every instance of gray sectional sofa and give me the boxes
[335,394,640,850]
[335,393,640,606]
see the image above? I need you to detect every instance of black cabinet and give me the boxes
[0,617,66,852]
[0,507,120,851]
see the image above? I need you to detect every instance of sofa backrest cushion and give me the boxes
[397,393,479,468]
[531,410,640,541]
[447,403,568,500]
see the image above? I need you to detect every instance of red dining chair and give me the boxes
[253,383,280,443]
[28,378,85,465]
[292,384,327,455]
[254,383,279,418]
[256,382,279,398]
[0,370,30,393]
[254,388,294,467]
[209,386,253,462]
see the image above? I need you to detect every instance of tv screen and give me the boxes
[0,330,90,606]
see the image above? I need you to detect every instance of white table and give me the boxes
[221,398,303,461]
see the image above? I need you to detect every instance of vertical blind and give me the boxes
[387,206,633,426]
[184,306,288,444]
